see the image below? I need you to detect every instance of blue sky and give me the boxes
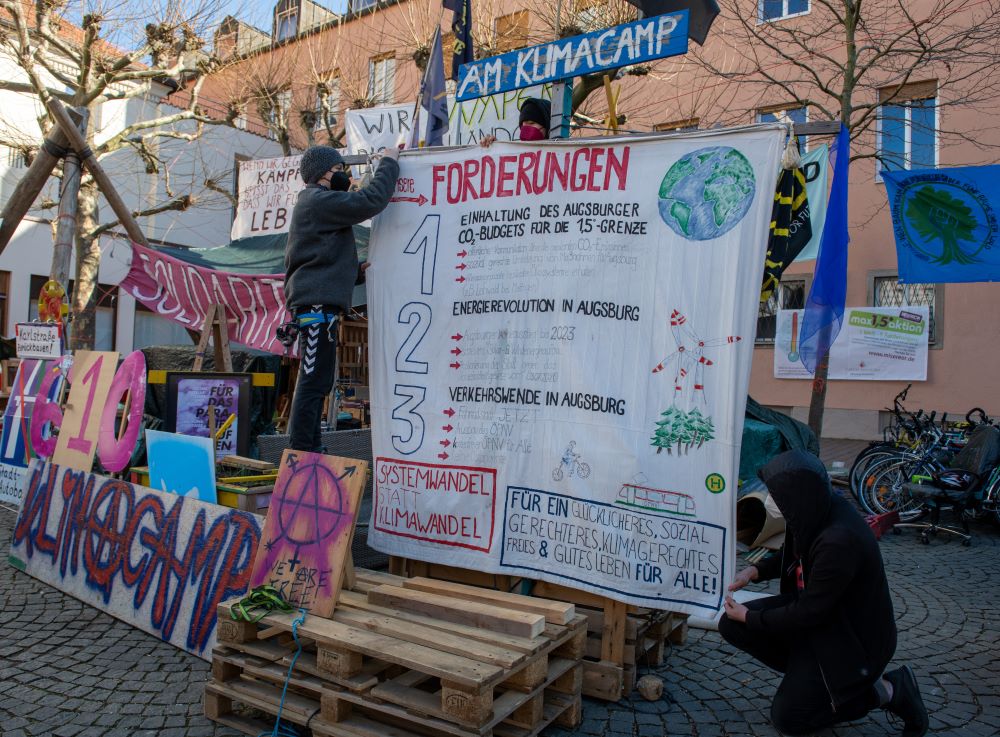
[60,0,348,48]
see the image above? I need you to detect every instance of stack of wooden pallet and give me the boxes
[531,581,688,701]
[388,558,690,702]
[576,603,687,698]
[206,570,587,737]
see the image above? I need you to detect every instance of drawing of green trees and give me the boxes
[687,408,716,448]
[907,185,981,265]
[652,406,681,454]
[651,407,717,454]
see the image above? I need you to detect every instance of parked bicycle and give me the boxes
[849,385,994,521]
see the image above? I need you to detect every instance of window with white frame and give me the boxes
[756,277,808,344]
[314,78,341,131]
[871,275,941,346]
[760,0,809,21]
[877,81,937,175]
[276,8,298,41]
[351,0,378,12]
[369,55,395,104]
[757,105,808,150]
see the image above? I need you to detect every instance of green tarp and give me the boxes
[738,396,820,484]
[152,227,371,306]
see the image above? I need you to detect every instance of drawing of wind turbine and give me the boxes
[652,309,741,407]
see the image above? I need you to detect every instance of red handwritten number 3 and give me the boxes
[66,355,104,454]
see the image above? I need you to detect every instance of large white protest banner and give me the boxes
[367,127,785,615]
[774,306,929,380]
[345,85,554,160]
[230,155,303,240]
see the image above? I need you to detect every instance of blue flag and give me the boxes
[883,165,1000,283]
[415,28,449,147]
[799,124,850,373]
[443,0,474,80]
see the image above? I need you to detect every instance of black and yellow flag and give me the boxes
[761,167,812,303]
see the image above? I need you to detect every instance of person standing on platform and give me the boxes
[283,144,400,452]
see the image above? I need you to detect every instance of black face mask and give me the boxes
[330,171,351,191]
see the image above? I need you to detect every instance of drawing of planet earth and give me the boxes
[658,147,756,241]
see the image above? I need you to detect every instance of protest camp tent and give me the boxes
[146,225,372,308]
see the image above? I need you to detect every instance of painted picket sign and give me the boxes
[8,461,262,659]
[31,350,148,474]
[0,359,63,507]
[456,13,688,101]
[52,350,119,471]
[249,450,367,617]
[96,350,147,472]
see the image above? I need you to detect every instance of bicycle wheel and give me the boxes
[552,466,564,482]
[576,461,591,479]
[850,444,900,512]
[861,457,931,521]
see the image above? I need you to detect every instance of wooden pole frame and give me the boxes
[44,97,150,246]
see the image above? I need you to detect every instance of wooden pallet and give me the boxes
[518,581,687,701]
[206,652,581,737]
[212,569,586,734]
[386,558,690,702]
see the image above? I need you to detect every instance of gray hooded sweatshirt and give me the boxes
[284,157,400,312]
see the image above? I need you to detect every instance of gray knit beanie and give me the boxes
[300,145,345,184]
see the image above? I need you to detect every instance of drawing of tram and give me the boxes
[616,481,697,518]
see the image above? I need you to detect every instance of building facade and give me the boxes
[0,11,284,354]
[29,0,987,437]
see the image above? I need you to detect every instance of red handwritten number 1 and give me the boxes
[66,355,104,453]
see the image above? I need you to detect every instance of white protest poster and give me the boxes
[448,85,553,145]
[367,127,785,616]
[774,306,929,380]
[230,155,303,240]
[345,85,554,158]
[345,104,413,157]
[15,323,62,359]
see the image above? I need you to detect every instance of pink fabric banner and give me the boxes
[120,242,293,356]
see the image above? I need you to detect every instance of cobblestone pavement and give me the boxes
[3,484,999,736]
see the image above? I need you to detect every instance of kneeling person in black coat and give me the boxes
[719,450,928,736]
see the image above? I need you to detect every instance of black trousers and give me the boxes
[288,307,339,452]
[718,595,881,736]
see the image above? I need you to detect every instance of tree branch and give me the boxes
[86,194,194,240]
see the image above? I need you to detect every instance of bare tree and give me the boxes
[690,0,1000,158]
[686,0,1000,434]
[0,0,245,349]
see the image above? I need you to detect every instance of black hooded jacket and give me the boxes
[748,450,897,707]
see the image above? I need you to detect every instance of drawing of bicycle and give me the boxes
[553,441,590,481]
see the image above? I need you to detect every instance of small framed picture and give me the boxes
[164,372,252,458]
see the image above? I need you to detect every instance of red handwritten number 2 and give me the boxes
[66,355,103,454]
